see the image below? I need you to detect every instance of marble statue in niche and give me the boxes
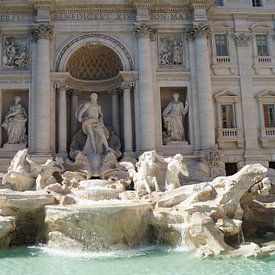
[77,93,111,155]
[2,37,28,69]
[2,96,28,145]
[159,35,183,66]
[162,93,189,144]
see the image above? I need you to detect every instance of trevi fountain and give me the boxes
[0,92,274,274]
[1,0,275,274]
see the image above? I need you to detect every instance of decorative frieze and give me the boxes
[31,23,53,41]
[2,36,29,70]
[186,23,210,40]
[234,33,251,47]
[134,22,157,40]
[158,34,184,66]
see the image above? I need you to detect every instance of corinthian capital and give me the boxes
[121,82,134,90]
[234,33,251,47]
[186,23,210,40]
[31,23,53,41]
[134,22,157,40]
[54,80,70,91]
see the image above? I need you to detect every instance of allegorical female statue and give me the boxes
[77,93,111,154]
[162,93,189,144]
[2,96,27,145]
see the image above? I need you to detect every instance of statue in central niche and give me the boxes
[77,93,111,155]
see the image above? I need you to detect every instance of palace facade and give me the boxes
[0,0,275,175]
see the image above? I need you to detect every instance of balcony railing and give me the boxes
[218,128,239,138]
[217,128,243,147]
[261,127,275,138]
[256,56,272,65]
[215,56,230,64]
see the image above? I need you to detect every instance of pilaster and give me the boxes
[187,22,215,151]
[135,21,157,151]
[31,22,53,154]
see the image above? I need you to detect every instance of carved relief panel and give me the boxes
[1,35,29,70]
[158,34,184,68]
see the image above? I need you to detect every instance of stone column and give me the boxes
[109,90,120,137]
[70,90,80,137]
[56,81,68,155]
[187,23,215,151]
[135,22,157,151]
[121,82,133,153]
[31,23,53,154]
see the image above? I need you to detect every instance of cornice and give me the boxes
[27,0,56,8]
[131,0,158,9]
[52,7,135,13]
[189,0,213,9]
[0,8,35,14]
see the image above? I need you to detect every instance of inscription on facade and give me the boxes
[151,13,186,21]
[0,14,35,22]
[52,12,136,21]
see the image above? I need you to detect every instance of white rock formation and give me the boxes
[153,164,271,257]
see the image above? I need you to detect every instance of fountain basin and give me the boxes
[45,201,153,251]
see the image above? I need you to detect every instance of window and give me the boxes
[214,0,223,6]
[256,35,269,56]
[252,0,263,7]
[269,162,275,169]
[221,104,235,128]
[263,104,275,127]
[215,34,229,56]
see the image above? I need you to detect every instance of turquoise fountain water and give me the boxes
[0,246,275,275]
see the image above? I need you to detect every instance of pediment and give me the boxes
[249,23,272,33]
[256,89,275,98]
[214,89,238,98]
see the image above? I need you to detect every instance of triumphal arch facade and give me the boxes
[1,0,275,176]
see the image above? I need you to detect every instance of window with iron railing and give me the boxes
[263,104,275,127]
[252,0,263,7]
[215,34,229,56]
[221,104,236,128]
[256,35,269,56]
[214,0,223,6]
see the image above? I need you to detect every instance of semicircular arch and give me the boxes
[54,33,134,72]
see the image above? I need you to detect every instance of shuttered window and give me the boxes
[263,104,275,127]
[215,34,229,56]
[221,104,236,128]
[256,35,269,56]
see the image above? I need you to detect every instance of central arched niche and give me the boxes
[66,44,123,81]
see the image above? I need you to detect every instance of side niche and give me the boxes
[158,34,184,67]
[0,90,28,149]
[160,87,189,145]
[1,35,29,70]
